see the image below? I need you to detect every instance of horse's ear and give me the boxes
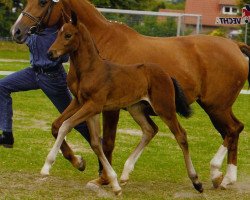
[71,10,77,26]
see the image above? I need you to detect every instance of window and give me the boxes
[222,6,239,15]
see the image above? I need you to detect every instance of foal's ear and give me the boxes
[71,10,78,26]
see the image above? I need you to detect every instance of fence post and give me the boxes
[245,22,248,44]
[177,15,182,36]
[196,16,201,34]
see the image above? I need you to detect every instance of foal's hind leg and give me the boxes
[120,103,158,185]
[204,108,243,189]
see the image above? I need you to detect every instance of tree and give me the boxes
[133,16,177,37]
[0,0,23,38]
[93,0,151,10]
[92,0,177,37]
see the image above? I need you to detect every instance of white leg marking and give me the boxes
[41,122,70,175]
[186,156,197,179]
[120,149,143,182]
[210,145,228,180]
[220,164,237,188]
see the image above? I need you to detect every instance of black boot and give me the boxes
[0,131,14,148]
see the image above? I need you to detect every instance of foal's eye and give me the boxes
[40,0,48,7]
[65,33,72,40]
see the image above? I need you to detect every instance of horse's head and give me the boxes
[47,11,79,60]
[11,0,66,44]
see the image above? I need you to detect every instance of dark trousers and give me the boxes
[0,66,90,142]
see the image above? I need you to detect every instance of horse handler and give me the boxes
[0,25,91,150]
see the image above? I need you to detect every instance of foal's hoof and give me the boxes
[114,189,122,196]
[73,155,86,171]
[212,174,224,189]
[193,182,204,193]
[40,164,50,176]
[86,181,101,191]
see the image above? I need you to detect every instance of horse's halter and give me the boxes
[21,0,59,35]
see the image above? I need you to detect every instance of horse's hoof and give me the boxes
[193,182,203,193]
[219,175,235,190]
[87,177,110,187]
[120,179,128,186]
[212,174,224,188]
[74,155,86,171]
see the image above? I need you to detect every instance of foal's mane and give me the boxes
[76,21,101,57]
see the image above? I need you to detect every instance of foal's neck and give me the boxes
[70,25,103,75]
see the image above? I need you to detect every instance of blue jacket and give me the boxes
[25,25,69,69]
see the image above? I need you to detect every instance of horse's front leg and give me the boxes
[87,114,121,195]
[51,98,86,172]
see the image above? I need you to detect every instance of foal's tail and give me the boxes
[236,41,250,86]
[171,78,193,118]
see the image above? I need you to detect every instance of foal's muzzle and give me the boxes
[47,51,58,61]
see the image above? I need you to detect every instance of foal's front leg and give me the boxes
[41,99,83,175]
[87,115,122,195]
[41,101,122,195]
[90,110,120,186]
[51,98,86,172]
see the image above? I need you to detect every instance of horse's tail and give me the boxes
[236,41,250,86]
[171,78,193,118]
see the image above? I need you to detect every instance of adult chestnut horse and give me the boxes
[41,12,199,195]
[11,0,250,190]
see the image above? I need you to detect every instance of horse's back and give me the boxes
[106,34,248,104]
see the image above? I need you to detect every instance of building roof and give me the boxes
[184,0,238,26]
[219,0,237,5]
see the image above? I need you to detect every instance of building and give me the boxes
[185,0,239,27]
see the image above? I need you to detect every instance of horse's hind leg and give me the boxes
[120,103,158,185]
[202,107,244,189]
[160,113,203,192]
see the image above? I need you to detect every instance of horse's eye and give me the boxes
[65,33,72,40]
[40,0,48,7]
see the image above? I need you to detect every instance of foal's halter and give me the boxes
[21,1,56,35]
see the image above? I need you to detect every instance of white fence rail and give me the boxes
[98,8,202,36]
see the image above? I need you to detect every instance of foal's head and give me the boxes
[47,11,80,60]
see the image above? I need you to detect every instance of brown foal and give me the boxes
[40,12,201,195]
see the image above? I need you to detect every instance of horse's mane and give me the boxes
[82,0,139,35]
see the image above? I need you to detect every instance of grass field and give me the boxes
[0,41,250,199]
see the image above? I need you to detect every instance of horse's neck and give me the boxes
[69,0,108,34]
[67,0,136,43]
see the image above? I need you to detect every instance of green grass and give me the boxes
[0,41,250,199]
[0,41,29,60]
